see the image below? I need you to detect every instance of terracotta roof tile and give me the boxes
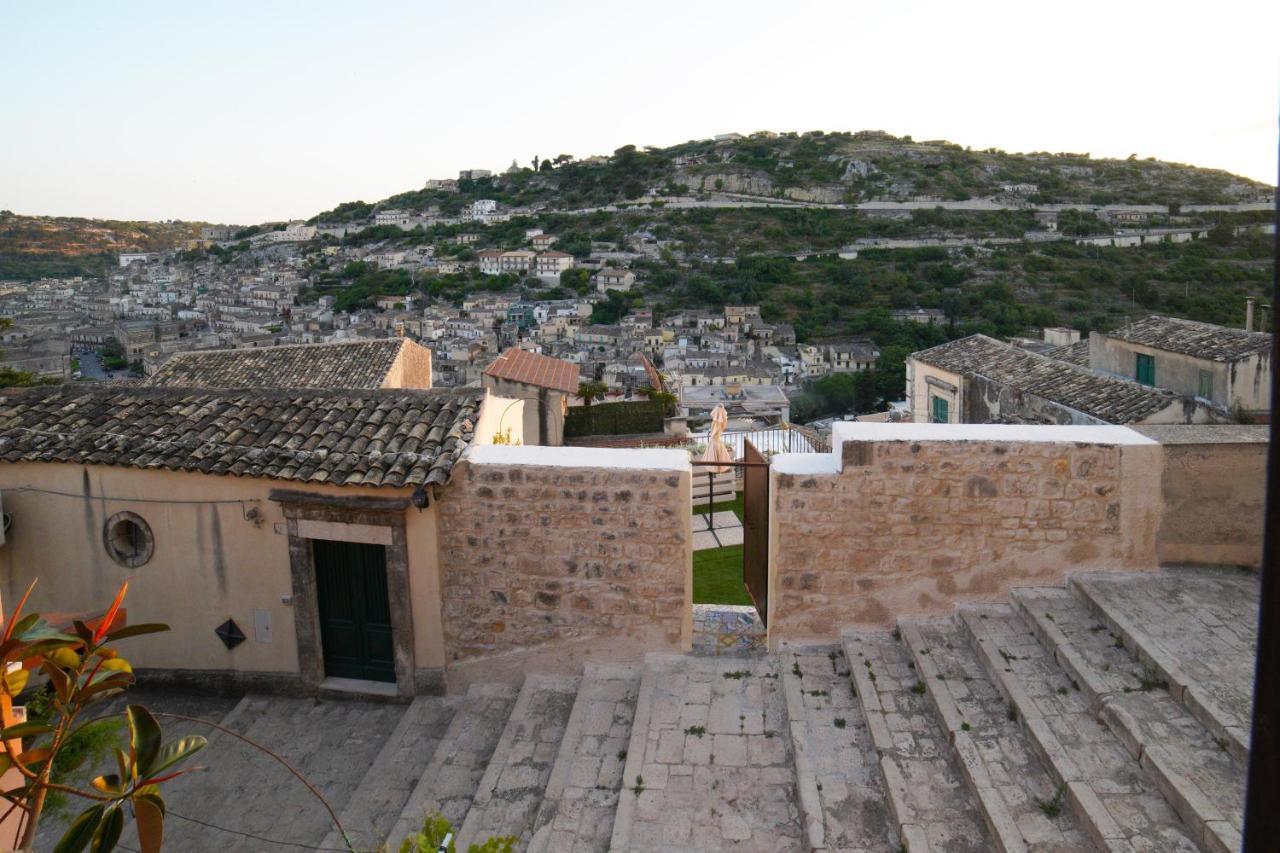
[146,339,415,389]
[482,347,580,394]
[0,385,481,488]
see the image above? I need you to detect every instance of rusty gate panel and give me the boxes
[742,439,769,626]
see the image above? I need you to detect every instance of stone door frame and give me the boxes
[270,489,416,697]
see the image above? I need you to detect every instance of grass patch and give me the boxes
[693,544,751,606]
[692,491,745,521]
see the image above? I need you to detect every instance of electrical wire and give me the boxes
[165,809,357,851]
[5,485,259,506]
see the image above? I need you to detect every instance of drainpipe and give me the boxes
[1242,167,1278,852]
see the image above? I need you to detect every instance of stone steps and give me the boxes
[455,674,580,850]
[843,630,993,853]
[900,618,1096,853]
[1013,587,1246,853]
[958,604,1203,853]
[528,663,641,853]
[609,653,803,852]
[1070,570,1256,762]
[387,682,520,844]
[782,645,896,852]
[319,695,463,851]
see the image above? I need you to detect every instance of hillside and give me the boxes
[314,130,1273,221]
[0,211,206,279]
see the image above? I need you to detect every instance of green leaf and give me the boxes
[17,637,79,660]
[103,623,169,643]
[134,793,165,853]
[7,614,39,641]
[0,721,52,740]
[145,734,207,778]
[90,805,123,853]
[53,804,105,853]
[127,705,162,778]
[14,618,78,644]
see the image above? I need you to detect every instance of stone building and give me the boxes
[480,346,579,446]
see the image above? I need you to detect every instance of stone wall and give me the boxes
[767,423,1162,646]
[1136,425,1268,568]
[436,445,692,686]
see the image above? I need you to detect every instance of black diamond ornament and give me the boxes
[215,618,246,650]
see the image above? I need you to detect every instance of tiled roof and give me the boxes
[482,347,580,394]
[911,334,1178,424]
[146,339,411,389]
[0,385,481,488]
[1106,315,1271,362]
[1045,339,1090,367]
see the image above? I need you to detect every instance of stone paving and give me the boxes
[1072,568,1258,759]
[960,604,1201,852]
[783,646,896,852]
[457,675,580,850]
[528,664,641,853]
[902,618,1095,852]
[1014,586,1245,853]
[388,682,520,843]
[165,695,407,853]
[693,510,744,550]
[320,695,463,852]
[610,654,804,852]
[843,630,993,853]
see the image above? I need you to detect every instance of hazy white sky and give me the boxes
[2,0,1277,224]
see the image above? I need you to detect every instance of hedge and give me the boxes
[565,400,665,437]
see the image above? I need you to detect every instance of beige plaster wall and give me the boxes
[1135,425,1268,568]
[473,392,525,446]
[0,463,444,679]
[767,427,1162,647]
[435,446,692,688]
[905,358,963,423]
[383,339,434,389]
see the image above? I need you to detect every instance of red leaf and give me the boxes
[93,581,129,645]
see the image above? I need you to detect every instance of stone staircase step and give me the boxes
[166,694,407,853]
[1013,587,1246,853]
[387,682,519,844]
[843,630,993,853]
[527,664,641,853]
[782,645,896,852]
[610,653,803,852]
[1070,570,1257,762]
[900,618,1096,853]
[958,603,1202,853]
[319,695,464,852]
[455,674,580,851]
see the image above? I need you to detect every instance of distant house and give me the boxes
[477,249,504,275]
[374,209,414,228]
[906,334,1223,425]
[890,308,946,325]
[531,234,557,250]
[146,338,433,390]
[454,233,480,245]
[1088,315,1271,415]
[534,251,573,278]
[459,169,492,180]
[595,269,636,293]
[499,250,535,274]
[814,337,880,372]
[481,346,580,446]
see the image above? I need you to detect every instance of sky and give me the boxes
[2,0,1277,225]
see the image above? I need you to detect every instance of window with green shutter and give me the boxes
[1135,353,1155,386]
[930,394,950,424]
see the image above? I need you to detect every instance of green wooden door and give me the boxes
[930,395,950,424]
[313,539,395,683]
[1135,353,1155,386]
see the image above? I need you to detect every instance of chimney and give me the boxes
[1246,297,1256,332]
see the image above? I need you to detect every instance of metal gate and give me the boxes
[741,439,770,625]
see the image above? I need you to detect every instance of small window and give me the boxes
[930,394,950,424]
[103,511,154,568]
[1135,353,1155,386]
[1198,369,1214,400]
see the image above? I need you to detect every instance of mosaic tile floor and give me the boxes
[692,603,766,656]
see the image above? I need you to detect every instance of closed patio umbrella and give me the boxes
[699,404,734,474]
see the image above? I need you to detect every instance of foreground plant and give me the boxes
[0,580,207,852]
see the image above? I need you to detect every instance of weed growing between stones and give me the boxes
[833,718,847,729]
[911,681,926,695]
[1035,785,1066,818]
[1007,703,1018,722]
[685,725,706,737]
[723,670,749,680]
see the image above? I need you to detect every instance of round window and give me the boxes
[103,511,154,568]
